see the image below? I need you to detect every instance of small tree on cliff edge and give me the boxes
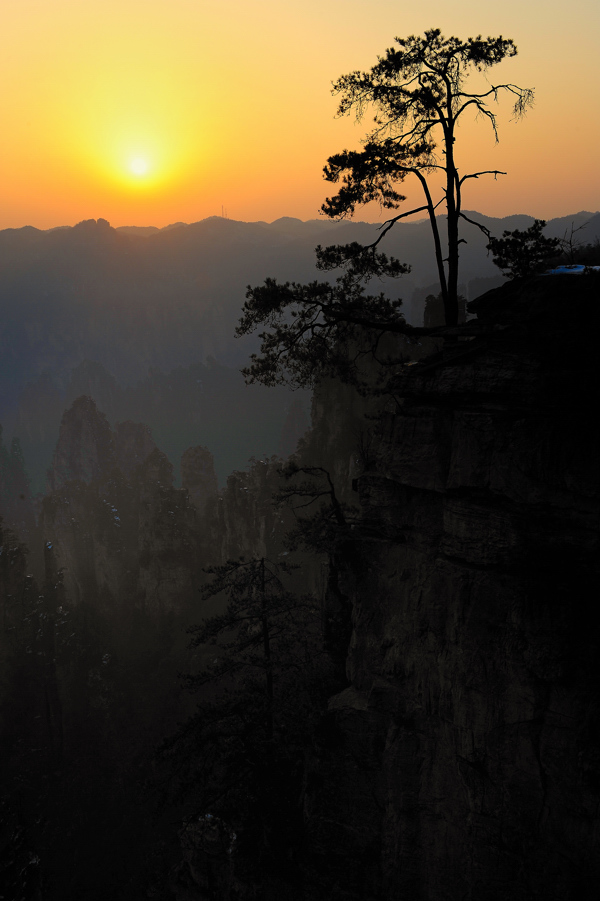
[487,219,561,279]
[238,31,533,386]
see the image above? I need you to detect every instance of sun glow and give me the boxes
[2,0,599,228]
[130,157,149,176]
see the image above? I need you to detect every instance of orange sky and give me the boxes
[2,0,599,229]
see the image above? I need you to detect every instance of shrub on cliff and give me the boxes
[487,219,561,279]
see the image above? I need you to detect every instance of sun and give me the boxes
[130,157,149,176]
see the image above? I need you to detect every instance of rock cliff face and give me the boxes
[41,397,211,619]
[181,445,218,514]
[303,276,600,900]
[0,427,36,548]
[214,459,289,562]
[39,396,292,633]
[48,395,115,491]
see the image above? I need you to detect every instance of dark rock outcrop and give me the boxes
[0,427,36,547]
[114,419,157,478]
[48,395,115,490]
[215,459,289,562]
[277,398,310,458]
[181,445,218,513]
[303,275,600,900]
[41,398,201,618]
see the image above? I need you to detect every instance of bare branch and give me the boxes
[459,169,506,186]
[458,211,492,241]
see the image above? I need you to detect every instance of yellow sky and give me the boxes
[1,0,599,229]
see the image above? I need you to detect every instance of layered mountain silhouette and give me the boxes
[1,211,597,491]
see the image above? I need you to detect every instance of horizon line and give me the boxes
[2,208,599,235]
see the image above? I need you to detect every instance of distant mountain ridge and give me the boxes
[2,208,597,388]
[24,208,600,242]
[4,210,598,299]
[1,209,598,491]
[2,208,597,395]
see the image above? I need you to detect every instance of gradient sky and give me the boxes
[2,0,599,229]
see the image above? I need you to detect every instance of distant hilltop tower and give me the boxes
[221,205,228,219]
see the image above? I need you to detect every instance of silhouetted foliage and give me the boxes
[277,461,357,553]
[558,220,590,265]
[159,556,332,870]
[574,239,600,265]
[553,219,600,266]
[239,30,533,390]
[424,291,467,328]
[487,219,561,279]
[320,29,533,326]
[237,251,419,389]
[276,463,359,682]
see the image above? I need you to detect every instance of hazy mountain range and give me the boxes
[1,210,598,491]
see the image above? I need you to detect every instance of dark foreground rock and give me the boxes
[302,275,600,900]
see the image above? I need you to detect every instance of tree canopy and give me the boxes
[160,556,330,831]
[239,30,534,391]
[322,29,533,326]
[237,245,418,389]
[487,219,561,279]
